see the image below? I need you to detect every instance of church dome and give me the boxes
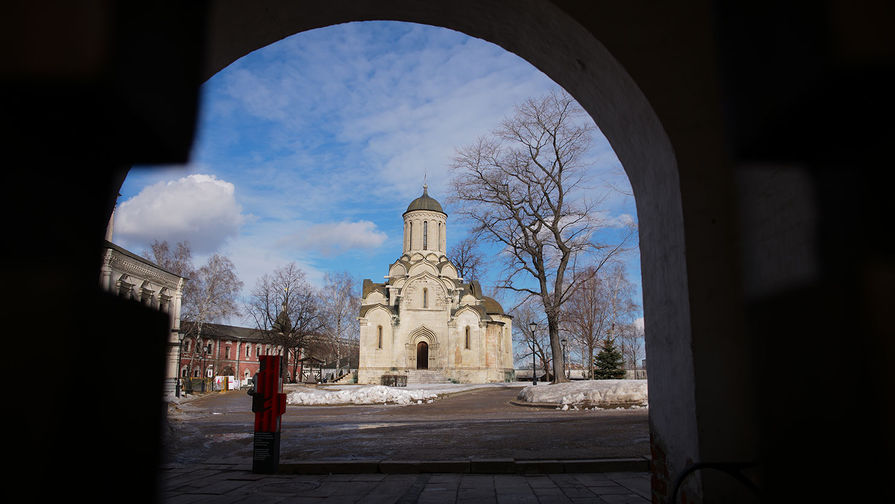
[481,296,505,315]
[404,186,446,216]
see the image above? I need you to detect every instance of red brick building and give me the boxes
[179,322,287,384]
[178,322,357,385]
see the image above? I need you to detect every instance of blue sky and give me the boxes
[115,21,641,326]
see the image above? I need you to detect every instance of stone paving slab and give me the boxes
[274,457,649,475]
[160,463,651,503]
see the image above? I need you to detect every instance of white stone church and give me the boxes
[357,187,514,384]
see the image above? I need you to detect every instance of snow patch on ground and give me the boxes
[516,380,648,409]
[287,385,439,405]
[286,383,524,406]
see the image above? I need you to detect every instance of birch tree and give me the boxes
[319,271,360,373]
[146,241,242,377]
[563,262,638,379]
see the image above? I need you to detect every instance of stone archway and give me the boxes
[416,341,428,370]
[195,12,701,496]
[4,1,888,502]
[408,326,437,370]
[109,2,766,500]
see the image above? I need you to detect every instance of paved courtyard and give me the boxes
[160,464,651,503]
[164,385,650,464]
[162,385,651,502]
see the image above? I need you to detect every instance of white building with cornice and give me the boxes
[357,187,513,384]
[100,219,186,397]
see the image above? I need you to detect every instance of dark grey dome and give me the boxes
[481,296,505,315]
[404,186,446,216]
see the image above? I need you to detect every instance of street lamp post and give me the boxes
[201,343,209,392]
[529,322,538,386]
[561,337,569,380]
[175,329,184,397]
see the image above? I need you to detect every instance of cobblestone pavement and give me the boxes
[160,463,651,503]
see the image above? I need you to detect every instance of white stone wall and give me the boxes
[403,210,447,254]
[101,243,186,396]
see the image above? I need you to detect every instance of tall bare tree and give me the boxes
[562,262,638,379]
[450,91,632,382]
[146,241,242,377]
[448,235,486,282]
[319,271,360,374]
[246,263,326,382]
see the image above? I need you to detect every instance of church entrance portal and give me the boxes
[416,342,428,370]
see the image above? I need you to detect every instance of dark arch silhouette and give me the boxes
[6,3,890,502]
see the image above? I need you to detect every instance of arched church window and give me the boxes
[409,222,413,249]
[465,326,471,350]
[438,222,442,251]
[423,288,428,308]
[378,326,383,349]
[423,221,428,249]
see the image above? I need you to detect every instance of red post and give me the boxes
[249,355,287,473]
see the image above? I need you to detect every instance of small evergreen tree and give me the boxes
[594,337,626,379]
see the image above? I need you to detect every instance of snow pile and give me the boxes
[516,380,648,409]
[287,385,439,406]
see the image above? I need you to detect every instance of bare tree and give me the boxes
[246,263,326,382]
[448,235,486,282]
[450,91,632,382]
[183,254,243,375]
[562,262,638,379]
[617,319,645,370]
[511,297,554,381]
[319,271,360,375]
[147,241,242,377]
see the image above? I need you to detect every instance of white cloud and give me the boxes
[115,174,246,253]
[277,220,388,255]
[634,317,645,331]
